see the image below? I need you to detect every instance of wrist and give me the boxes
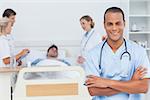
[18,52,23,59]
[106,79,114,88]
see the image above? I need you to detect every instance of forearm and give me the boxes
[88,87,120,96]
[108,79,149,94]
[15,53,22,61]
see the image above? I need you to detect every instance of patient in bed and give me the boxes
[31,44,71,66]
[25,44,78,79]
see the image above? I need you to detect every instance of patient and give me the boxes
[31,44,71,66]
[24,44,76,79]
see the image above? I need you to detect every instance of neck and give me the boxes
[47,56,57,59]
[86,28,92,33]
[107,38,124,53]
[0,31,4,35]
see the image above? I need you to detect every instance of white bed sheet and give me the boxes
[25,59,79,79]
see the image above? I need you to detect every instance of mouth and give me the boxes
[111,32,118,35]
[82,27,86,30]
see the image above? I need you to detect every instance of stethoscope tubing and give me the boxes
[99,38,131,70]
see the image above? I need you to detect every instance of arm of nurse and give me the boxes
[3,49,30,65]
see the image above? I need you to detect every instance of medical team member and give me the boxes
[77,15,102,64]
[2,9,16,54]
[1,9,29,66]
[3,8,16,26]
[84,7,150,100]
[0,17,29,67]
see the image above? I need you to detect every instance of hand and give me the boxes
[77,56,85,64]
[85,75,108,88]
[17,60,22,66]
[132,66,147,80]
[20,49,30,56]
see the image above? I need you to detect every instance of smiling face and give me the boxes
[80,19,92,32]
[104,12,125,43]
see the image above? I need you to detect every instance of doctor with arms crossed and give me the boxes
[84,7,150,100]
[77,15,102,64]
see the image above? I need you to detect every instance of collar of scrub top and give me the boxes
[0,34,8,40]
[99,38,131,70]
[81,29,94,51]
[6,34,14,41]
[1,34,13,41]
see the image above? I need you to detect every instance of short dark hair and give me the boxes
[47,44,58,57]
[47,44,58,52]
[104,7,125,23]
[2,9,16,18]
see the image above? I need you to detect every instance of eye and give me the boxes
[116,22,121,26]
[107,22,113,26]
[82,22,85,25]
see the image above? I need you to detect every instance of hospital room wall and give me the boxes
[0,0,129,58]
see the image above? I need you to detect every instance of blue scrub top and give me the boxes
[84,39,150,100]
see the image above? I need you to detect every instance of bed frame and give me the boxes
[13,66,91,100]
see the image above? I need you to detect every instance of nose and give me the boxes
[112,25,117,32]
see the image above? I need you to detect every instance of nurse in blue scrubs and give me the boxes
[84,7,150,100]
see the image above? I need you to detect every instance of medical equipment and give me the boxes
[99,38,131,69]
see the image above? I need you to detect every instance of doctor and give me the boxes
[0,17,29,67]
[84,7,150,100]
[2,8,30,66]
[77,15,102,64]
[2,9,16,50]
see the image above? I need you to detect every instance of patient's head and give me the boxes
[47,44,58,58]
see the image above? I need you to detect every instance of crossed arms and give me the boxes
[85,66,149,96]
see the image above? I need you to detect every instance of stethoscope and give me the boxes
[99,38,131,70]
[81,29,94,52]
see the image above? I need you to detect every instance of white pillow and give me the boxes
[58,49,66,59]
[25,49,66,63]
[25,50,46,63]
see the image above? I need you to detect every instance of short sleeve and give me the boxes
[83,51,100,77]
[135,48,150,78]
[0,39,10,59]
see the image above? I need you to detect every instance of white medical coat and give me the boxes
[0,35,10,67]
[80,28,101,57]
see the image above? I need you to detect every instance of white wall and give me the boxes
[0,0,128,58]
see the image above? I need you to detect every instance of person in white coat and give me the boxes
[77,15,103,64]
[0,17,29,67]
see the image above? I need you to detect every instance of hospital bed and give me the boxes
[13,66,91,100]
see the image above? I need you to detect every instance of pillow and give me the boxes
[25,49,67,64]
[58,49,66,59]
[25,49,46,63]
